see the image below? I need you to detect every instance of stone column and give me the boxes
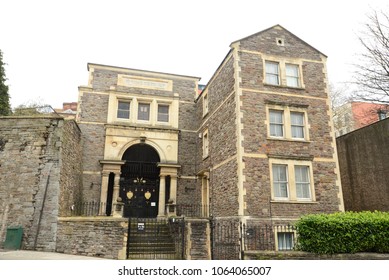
[111,171,121,216]
[168,175,178,216]
[169,175,177,203]
[158,175,166,217]
[100,171,110,215]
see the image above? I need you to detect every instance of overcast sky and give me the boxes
[1,0,388,109]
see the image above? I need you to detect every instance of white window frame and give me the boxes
[290,111,305,139]
[294,165,311,199]
[285,63,300,88]
[117,100,131,119]
[267,105,309,141]
[263,57,305,89]
[265,61,280,86]
[110,96,176,127]
[272,164,289,200]
[274,228,296,251]
[202,129,209,159]
[269,110,284,138]
[270,158,315,202]
[203,90,209,117]
[137,102,151,122]
[157,103,169,123]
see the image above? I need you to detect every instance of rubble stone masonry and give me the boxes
[237,26,341,220]
[0,117,82,251]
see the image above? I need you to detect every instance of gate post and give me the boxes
[157,175,166,217]
[99,172,110,215]
[111,171,121,215]
[210,215,215,260]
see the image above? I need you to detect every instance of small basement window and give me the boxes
[277,232,294,250]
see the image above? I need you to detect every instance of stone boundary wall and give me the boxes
[59,120,83,216]
[57,217,212,260]
[185,218,211,260]
[56,217,127,259]
[0,117,64,251]
[244,251,389,260]
[336,118,389,211]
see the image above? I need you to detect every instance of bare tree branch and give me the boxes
[353,9,389,103]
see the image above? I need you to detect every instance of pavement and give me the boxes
[0,249,105,260]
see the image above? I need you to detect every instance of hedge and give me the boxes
[295,211,389,254]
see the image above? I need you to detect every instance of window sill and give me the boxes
[267,137,311,143]
[156,121,171,126]
[271,200,317,204]
[263,83,305,90]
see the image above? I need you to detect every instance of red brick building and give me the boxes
[334,101,389,137]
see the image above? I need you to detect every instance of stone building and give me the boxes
[75,24,343,254]
[54,102,77,119]
[333,101,389,137]
[194,25,343,245]
[1,25,343,259]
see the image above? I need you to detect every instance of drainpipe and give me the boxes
[33,163,53,250]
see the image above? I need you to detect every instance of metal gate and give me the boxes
[126,217,185,260]
[120,161,160,218]
[210,219,241,260]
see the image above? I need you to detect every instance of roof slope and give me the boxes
[231,24,326,58]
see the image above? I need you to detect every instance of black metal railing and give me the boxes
[64,202,211,218]
[126,217,185,260]
[210,219,241,260]
[63,201,109,217]
[243,224,296,251]
[210,220,297,260]
[176,204,209,218]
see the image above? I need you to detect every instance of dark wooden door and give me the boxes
[120,162,159,218]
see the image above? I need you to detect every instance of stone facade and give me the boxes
[0,117,82,251]
[0,25,343,258]
[194,25,342,228]
[62,25,342,258]
[77,64,200,217]
[336,118,389,211]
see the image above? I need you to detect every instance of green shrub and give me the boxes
[295,211,389,254]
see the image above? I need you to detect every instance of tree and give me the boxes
[13,99,53,116]
[353,9,389,103]
[328,83,353,136]
[0,49,11,116]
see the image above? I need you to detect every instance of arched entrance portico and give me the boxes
[99,140,180,218]
[120,144,160,218]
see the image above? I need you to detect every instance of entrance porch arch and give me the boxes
[120,144,161,218]
[100,141,180,217]
[118,139,167,163]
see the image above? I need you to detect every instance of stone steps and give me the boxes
[127,220,178,259]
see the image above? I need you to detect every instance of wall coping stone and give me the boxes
[0,116,64,120]
[58,217,127,222]
[244,250,389,260]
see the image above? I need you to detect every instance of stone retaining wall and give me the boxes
[244,251,389,260]
[56,217,127,259]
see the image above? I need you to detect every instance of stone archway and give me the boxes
[120,144,160,218]
[100,141,180,218]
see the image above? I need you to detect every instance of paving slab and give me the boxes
[0,250,105,260]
